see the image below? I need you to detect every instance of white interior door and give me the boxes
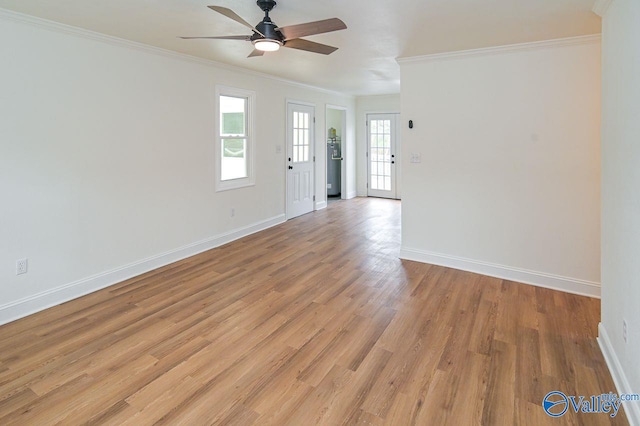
[367,113,399,199]
[287,102,315,219]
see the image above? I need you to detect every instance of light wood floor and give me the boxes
[0,198,627,425]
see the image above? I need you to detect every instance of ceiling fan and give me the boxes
[181,0,347,57]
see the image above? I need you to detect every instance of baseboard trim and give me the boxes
[315,201,328,210]
[598,323,640,426]
[346,190,358,199]
[0,214,286,326]
[399,247,601,298]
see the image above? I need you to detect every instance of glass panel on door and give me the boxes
[292,111,310,163]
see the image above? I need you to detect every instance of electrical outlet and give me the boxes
[410,153,422,163]
[623,320,628,343]
[16,258,28,275]
[231,208,235,217]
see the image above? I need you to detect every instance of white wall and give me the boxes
[398,37,602,296]
[0,11,355,324]
[598,0,640,423]
[326,108,343,138]
[355,95,401,197]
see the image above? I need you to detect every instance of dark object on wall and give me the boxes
[180,1,347,57]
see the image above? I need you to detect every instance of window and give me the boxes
[216,86,255,191]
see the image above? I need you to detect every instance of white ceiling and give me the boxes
[0,0,601,95]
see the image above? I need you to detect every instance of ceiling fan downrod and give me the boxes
[257,0,277,14]
[253,0,282,43]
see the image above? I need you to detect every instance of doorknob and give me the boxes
[391,161,395,164]
[288,157,291,162]
[288,166,293,170]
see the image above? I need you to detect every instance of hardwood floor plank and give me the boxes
[322,347,393,425]
[481,339,517,425]
[283,363,354,425]
[445,351,491,425]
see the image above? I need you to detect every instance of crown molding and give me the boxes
[0,8,354,99]
[396,34,602,65]
[592,0,613,17]
[354,93,401,100]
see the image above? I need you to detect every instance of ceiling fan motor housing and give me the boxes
[252,16,284,43]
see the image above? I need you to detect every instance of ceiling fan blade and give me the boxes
[283,38,338,55]
[207,6,265,37]
[180,35,250,40]
[248,49,265,58]
[277,18,346,41]
[207,6,254,30]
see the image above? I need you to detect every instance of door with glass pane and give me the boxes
[286,102,315,219]
[367,113,399,199]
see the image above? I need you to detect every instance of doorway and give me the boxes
[286,101,315,219]
[326,105,346,205]
[367,113,401,199]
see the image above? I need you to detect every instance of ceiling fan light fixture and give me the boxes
[254,39,282,51]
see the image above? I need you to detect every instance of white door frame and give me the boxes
[285,99,316,220]
[325,104,348,201]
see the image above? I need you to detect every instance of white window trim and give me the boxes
[215,85,256,192]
